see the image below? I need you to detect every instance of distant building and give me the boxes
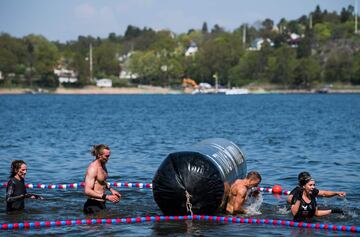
[96,78,112,88]
[249,38,274,51]
[118,52,139,80]
[185,42,198,56]
[288,33,301,48]
[119,70,138,79]
[0,71,3,80]
[54,67,78,83]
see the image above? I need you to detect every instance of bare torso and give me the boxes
[226,179,248,214]
[86,160,108,201]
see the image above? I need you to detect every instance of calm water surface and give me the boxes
[0,94,359,236]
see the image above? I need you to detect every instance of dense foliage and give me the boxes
[1,5,360,89]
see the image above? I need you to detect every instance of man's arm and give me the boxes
[318,190,346,198]
[84,166,104,200]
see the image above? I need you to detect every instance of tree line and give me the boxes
[0,5,359,89]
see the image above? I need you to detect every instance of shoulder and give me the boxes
[7,178,16,185]
[290,186,300,194]
[86,162,99,176]
[232,184,247,196]
[312,188,319,196]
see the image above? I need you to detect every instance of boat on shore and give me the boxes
[224,88,249,95]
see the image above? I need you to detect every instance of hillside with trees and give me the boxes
[1,5,360,90]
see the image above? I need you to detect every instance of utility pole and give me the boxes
[89,43,93,81]
[242,24,247,48]
[309,13,313,30]
[356,0,358,34]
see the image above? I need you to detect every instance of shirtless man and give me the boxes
[83,144,121,214]
[226,171,262,215]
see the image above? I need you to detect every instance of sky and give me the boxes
[0,0,356,42]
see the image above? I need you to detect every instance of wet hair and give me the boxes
[298,171,313,186]
[246,171,262,182]
[298,171,311,181]
[10,160,26,178]
[91,144,110,158]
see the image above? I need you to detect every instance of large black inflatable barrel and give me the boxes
[153,138,247,215]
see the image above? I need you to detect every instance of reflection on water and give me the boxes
[0,94,359,236]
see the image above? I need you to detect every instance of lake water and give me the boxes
[0,94,359,236]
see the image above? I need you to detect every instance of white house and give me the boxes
[0,71,3,80]
[96,78,112,88]
[249,38,274,51]
[119,70,138,80]
[54,67,78,83]
[185,42,198,56]
[289,33,301,48]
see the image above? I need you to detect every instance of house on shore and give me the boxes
[248,38,274,51]
[96,78,112,88]
[185,42,198,56]
[54,68,78,84]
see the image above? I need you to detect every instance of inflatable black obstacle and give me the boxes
[153,138,247,215]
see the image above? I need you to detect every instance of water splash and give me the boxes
[244,193,263,215]
[278,205,291,215]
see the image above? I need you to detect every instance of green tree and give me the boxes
[340,5,354,23]
[93,41,120,77]
[202,22,208,34]
[268,46,296,86]
[314,23,331,43]
[0,33,27,76]
[24,34,59,75]
[197,32,243,85]
[351,52,360,85]
[324,47,352,82]
[293,56,321,88]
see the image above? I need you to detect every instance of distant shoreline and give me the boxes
[1,87,360,95]
[0,86,183,95]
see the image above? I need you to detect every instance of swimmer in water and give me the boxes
[290,174,344,222]
[5,160,43,213]
[287,171,346,205]
[83,144,121,214]
[226,171,262,215]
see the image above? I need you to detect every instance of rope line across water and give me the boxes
[0,215,359,233]
[0,182,289,195]
[0,182,153,189]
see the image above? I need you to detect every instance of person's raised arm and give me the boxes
[318,190,346,198]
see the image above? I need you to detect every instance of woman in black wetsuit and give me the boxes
[5,160,43,212]
[290,174,343,221]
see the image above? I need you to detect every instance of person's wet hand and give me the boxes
[107,194,120,203]
[111,189,121,199]
[337,192,346,198]
[30,194,44,200]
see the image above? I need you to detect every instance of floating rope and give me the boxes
[0,182,153,190]
[0,215,359,233]
[257,187,291,196]
[0,182,290,196]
